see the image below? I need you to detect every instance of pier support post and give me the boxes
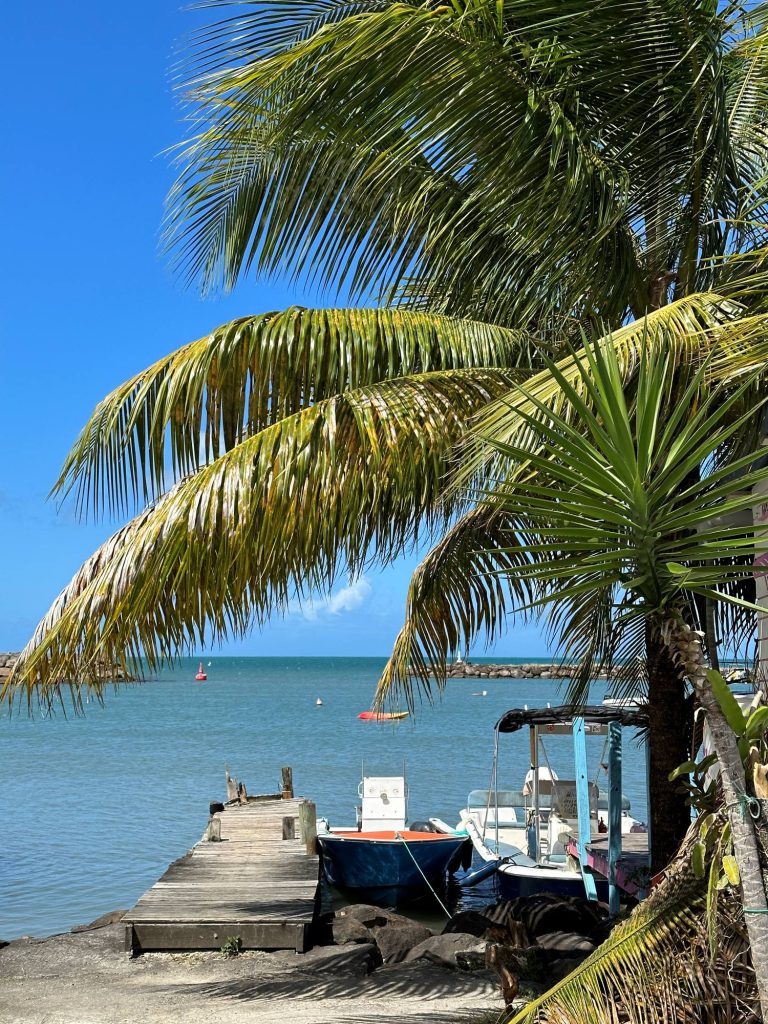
[281,767,294,799]
[298,800,317,855]
[282,816,296,840]
[607,720,623,916]
[573,717,598,901]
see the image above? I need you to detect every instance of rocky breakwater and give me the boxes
[0,652,19,684]
[445,661,610,679]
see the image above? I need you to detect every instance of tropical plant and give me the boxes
[478,337,768,1013]
[8,0,768,880]
[166,0,768,870]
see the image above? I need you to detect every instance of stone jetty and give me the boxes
[0,652,19,683]
[445,661,610,680]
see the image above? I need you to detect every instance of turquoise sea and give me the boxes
[0,657,648,940]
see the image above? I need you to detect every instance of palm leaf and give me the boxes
[4,369,518,707]
[373,505,538,709]
[53,306,529,517]
[461,293,768,487]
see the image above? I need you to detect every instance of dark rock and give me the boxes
[535,931,597,956]
[442,911,498,938]
[405,932,486,969]
[548,956,586,983]
[455,949,487,972]
[372,921,433,964]
[336,904,412,929]
[299,942,382,975]
[331,916,373,945]
[71,909,127,933]
[489,895,606,939]
[588,916,618,946]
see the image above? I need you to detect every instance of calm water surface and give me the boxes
[0,657,647,939]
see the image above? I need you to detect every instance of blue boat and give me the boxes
[318,829,469,906]
[317,774,470,906]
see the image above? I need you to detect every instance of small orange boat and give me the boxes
[195,662,207,681]
[357,710,409,721]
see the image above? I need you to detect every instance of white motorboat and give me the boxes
[436,705,648,908]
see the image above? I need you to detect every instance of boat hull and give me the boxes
[495,863,609,901]
[318,830,469,906]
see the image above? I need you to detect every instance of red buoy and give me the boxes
[195,662,207,681]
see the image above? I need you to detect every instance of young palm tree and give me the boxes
[7,0,768,877]
[478,338,768,1015]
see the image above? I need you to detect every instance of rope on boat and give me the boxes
[395,832,452,918]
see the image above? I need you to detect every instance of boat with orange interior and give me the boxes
[317,775,470,906]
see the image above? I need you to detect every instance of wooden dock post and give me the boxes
[298,799,317,855]
[573,716,598,901]
[281,767,294,799]
[282,815,296,840]
[225,766,238,803]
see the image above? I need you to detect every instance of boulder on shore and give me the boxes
[372,921,433,964]
[405,932,486,970]
[331,916,373,945]
[299,942,383,975]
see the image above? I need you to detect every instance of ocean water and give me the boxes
[0,657,647,940]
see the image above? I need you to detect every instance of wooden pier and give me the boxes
[123,794,320,955]
[567,832,650,897]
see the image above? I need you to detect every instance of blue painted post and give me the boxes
[607,721,622,916]
[573,717,598,901]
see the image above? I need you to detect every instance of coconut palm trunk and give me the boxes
[646,631,694,872]
[660,617,768,1018]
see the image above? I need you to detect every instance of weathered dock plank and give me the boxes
[123,798,320,954]
[566,831,650,897]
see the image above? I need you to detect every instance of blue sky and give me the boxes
[0,1,549,658]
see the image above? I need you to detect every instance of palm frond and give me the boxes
[460,293,768,487]
[54,306,529,518]
[374,505,537,709]
[167,0,768,326]
[4,369,517,707]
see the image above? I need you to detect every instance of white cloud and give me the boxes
[289,576,372,621]
[326,577,372,615]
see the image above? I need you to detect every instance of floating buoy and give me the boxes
[472,690,488,697]
[316,697,323,706]
[195,662,207,681]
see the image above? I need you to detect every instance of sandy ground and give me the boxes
[0,925,505,1024]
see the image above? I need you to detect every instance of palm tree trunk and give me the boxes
[646,626,694,872]
[660,617,768,1019]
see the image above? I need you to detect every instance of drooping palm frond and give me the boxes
[54,306,530,518]
[459,293,768,487]
[374,503,648,709]
[3,369,519,708]
[509,821,758,1024]
[373,505,535,709]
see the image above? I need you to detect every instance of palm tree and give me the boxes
[478,337,768,1015]
[6,0,768,876]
